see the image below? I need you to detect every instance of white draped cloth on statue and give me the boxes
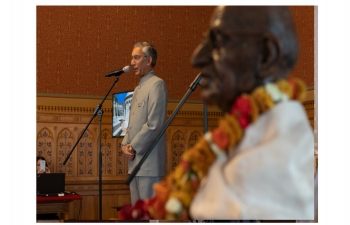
[190,101,314,220]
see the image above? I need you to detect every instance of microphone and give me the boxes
[105,66,131,77]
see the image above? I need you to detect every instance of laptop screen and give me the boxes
[37,173,65,196]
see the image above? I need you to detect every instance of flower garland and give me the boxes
[119,77,307,220]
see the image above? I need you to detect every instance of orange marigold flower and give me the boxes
[153,180,171,203]
[212,127,229,150]
[146,196,167,219]
[288,77,297,99]
[294,78,306,102]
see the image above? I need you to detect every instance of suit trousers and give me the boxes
[129,176,162,205]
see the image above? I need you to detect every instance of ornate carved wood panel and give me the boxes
[116,141,128,175]
[57,128,75,175]
[37,128,54,169]
[171,130,186,170]
[100,129,114,176]
[189,131,201,148]
[37,97,314,220]
[77,129,94,176]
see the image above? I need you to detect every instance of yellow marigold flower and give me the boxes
[244,94,259,122]
[172,165,186,184]
[223,114,243,147]
[252,87,273,112]
[294,78,307,102]
[276,79,293,98]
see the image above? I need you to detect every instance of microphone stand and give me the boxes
[204,103,208,133]
[63,75,122,220]
[126,73,202,185]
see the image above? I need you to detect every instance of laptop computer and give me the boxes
[37,173,65,196]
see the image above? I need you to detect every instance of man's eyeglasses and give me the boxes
[131,55,148,62]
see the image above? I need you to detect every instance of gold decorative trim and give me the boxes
[37,105,113,114]
[167,110,223,118]
[37,105,224,118]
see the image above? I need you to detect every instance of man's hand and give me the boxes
[121,144,135,160]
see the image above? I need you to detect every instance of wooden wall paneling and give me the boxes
[57,127,76,176]
[101,185,129,220]
[37,126,127,181]
[36,103,217,220]
[189,131,201,148]
[115,137,129,176]
[81,194,97,220]
[77,128,95,177]
[101,193,118,219]
[37,94,314,220]
[64,181,131,220]
[37,127,55,170]
[100,129,114,177]
[303,100,315,129]
[169,129,186,172]
[116,191,132,219]
[68,199,82,220]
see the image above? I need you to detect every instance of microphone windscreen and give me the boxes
[124,66,131,72]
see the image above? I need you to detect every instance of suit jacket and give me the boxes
[122,72,168,176]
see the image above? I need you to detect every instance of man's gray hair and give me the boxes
[134,42,157,67]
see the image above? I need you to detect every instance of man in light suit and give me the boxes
[121,42,168,205]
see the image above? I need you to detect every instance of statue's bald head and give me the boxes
[214,6,299,71]
[191,6,299,113]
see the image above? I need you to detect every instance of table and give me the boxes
[37,193,82,221]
